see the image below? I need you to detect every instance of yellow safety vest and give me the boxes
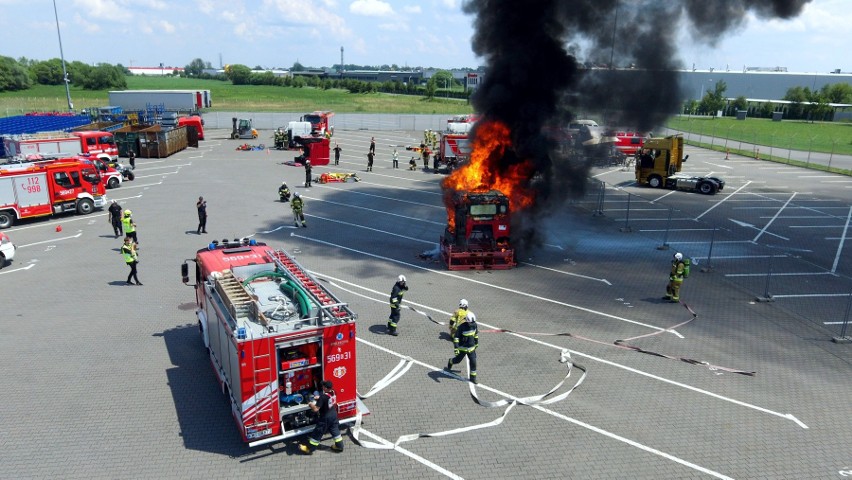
[122,216,135,233]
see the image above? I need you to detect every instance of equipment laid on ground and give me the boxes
[181,239,363,446]
[440,189,515,270]
[315,172,360,184]
[0,158,107,228]
[231,118,258,140]
[635,135,725,195]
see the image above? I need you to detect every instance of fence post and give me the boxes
[828,140,836,171]
[657,207,673,250]
[701,227,717,273]
[592,182,605,217]
[756,254,775,302]
[831,290,852,343]
[620,192,632,232]
[806,136,814,167]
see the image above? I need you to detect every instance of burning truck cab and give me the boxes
[440,189,516,270]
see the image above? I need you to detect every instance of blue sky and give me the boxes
[0,0,849,74]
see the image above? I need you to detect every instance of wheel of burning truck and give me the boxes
[698,181,717,195]
[0,211,13,229]
[107,177,120,189]
[77,198,95,215]
[648,175,663,188]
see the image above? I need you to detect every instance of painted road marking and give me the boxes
[831,206,852,274]
[752,192,796,243]
[521,262,611,285]
[695,181,751,221]
[0,263,35,275]
[18,231,82,248]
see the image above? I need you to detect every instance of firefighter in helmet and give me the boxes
[445,310,479,384]
[304,160,312,188]
[665,252,686,303]
[291,192,306,228]
[278,181,291,202]
[298,380,344,454]
[122,209,138,244]
[387,274,408,336]
[449,299,469,337]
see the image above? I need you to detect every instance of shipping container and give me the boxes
[108,90,211,112]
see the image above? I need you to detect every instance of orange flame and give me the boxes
[441,120,536,231]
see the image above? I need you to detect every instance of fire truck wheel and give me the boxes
[0,211,13,229]
[77,198,95,215]
[107,177,120,189]
[648,175,663,188]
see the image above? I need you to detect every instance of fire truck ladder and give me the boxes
[214,271,275,430]
[266,249,356,324]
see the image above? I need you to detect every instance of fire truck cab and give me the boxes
[440,190,516,270]
[182,239,362,446]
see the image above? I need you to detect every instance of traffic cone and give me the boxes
[56,224,62,232]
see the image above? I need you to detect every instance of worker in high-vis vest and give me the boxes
[121,236,142,286]
[122,210,138,244]
[665,252,686,303]
[445,310,479,384]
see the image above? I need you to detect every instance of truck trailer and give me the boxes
[108,90,211,112]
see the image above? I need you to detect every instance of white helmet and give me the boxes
[674,252,683,261]
[459,299,469,309]
[293,192,300,198]
[398,275,406,283]
[466,311,476,323]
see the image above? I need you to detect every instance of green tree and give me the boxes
[424,77,438,99]
[79,63,127,90]
[225,64,252,85]
[184,58,211,77]
[291,61,305,72]
[699,80,727,116]
[0,55,33,91]
[30,58,65,85]
[731,95,748,112]
[820,83,852,104]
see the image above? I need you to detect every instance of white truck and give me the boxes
[108,90,211,112]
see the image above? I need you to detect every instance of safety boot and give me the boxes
[445,359,453,372]
[298,444,313,455]
[331,441,344,452]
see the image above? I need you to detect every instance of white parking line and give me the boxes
[357,337,734,480]
[0,263,35,275]
[752,192,796,243]
[313,185,443,208]
[695,181,751,220]
[725,272,833,278]
[18,231,82,248]
[832,206,852,274]
[301,195,444,225]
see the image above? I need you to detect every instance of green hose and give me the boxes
[241,270,314,318]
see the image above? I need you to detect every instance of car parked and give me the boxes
[0,231,15,268]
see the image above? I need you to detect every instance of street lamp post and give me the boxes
[52,0,73,111]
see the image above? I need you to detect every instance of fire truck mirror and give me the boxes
[181,263,189,283]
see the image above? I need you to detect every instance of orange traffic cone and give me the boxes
[56,224,62,232]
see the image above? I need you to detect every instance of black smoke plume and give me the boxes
[460,0,811,252]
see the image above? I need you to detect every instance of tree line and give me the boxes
[0,56,127,92]
[684,80,852,121]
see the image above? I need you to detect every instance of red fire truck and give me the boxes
[437,115,478,171]
[181,239,362,446]
[301,111,334,137]
[3,131,118,161]
[0,159,106,228]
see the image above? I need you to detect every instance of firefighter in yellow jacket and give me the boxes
[665,252,686,302]
[449,299,469,337]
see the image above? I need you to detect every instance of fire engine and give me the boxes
[437,115,478,171]
[301,111,334,137]
[440,190,516,270]
[0,158,107,228]
[635,135,725,195]
[613,130,648,157]
[3,131,118,161]
[181,239,362,446]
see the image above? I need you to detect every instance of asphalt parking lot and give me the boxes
[2,128,851,480]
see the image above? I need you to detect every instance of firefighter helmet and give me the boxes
[293,192,300,198]
[124,210,132,216]
[466,311,476,323]
[398,274,406,283]
[459,299,469,309]
[674,252,683,261]
[305,160,311,165]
